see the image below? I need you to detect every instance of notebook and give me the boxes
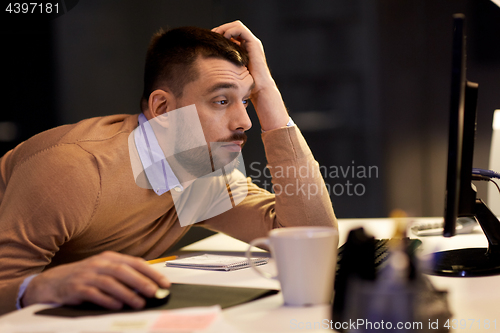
[166,254,268,271]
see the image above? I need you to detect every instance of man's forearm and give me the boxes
[251,85,290,131]
[262,125,337,230]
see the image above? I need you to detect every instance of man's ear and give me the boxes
[144,89,177,120]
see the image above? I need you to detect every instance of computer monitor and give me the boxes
[431,14,500,277]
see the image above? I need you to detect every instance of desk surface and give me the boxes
[1,218,499,332]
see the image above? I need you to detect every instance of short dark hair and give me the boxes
[141,26,249,111]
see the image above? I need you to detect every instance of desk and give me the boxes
[1,218,499,332]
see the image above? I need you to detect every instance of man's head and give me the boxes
[141,25,255,177]
[141,26,249,111]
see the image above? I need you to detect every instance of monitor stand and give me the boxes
[431,198,500,277]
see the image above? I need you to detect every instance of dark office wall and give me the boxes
[3,0,500,218]
[1,20,57,156]
[51,0,385,218]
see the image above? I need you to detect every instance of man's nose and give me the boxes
[231,102,252,132]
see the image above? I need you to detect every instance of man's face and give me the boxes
[175,56,254,151]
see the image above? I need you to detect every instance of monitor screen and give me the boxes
[444,13,480,237]
[431,14,500,277]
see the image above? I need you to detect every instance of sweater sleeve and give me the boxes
[0,144,100,314]
[201,125,337,243]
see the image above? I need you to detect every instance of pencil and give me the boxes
[147,255,178,265]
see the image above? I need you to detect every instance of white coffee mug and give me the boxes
[246,226,339,306]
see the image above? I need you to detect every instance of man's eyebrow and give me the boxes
[205,82,238,95]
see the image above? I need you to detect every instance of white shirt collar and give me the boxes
[133,113,183,196]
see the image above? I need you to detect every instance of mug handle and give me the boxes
[246,237,277,280]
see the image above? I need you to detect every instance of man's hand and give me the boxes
[212,21,289,131]
[21,251,171,310]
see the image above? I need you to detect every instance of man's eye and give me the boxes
[215,100,228,105]
[243,99,250,106]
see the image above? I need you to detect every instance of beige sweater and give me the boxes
[0,114,336,314]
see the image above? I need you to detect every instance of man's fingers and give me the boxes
[97,263,155,299]
[22,251,172,310]
[211,21,241,34]
[103,252,171,289]
[212,21,254,44]
[91,274,145,309]
[95,252,170,297]
[229,37,242,46]
[222,28,250,43]
[70,284,123,310]
[124,256,171,288]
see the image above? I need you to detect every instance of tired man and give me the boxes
[0,21,336,314]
